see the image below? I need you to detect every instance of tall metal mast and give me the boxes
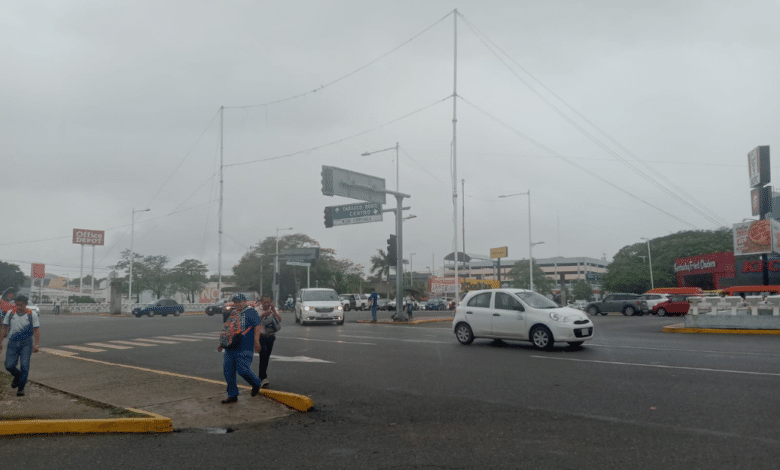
[452,10,459,300]
[218,106,224,299]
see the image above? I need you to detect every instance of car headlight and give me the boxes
[549,312,572,323]
[337,305,343,311]
[304,306,313,312]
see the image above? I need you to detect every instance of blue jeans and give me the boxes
[371,306,378,321]
[223,348,260,398]
[5,337,33,391]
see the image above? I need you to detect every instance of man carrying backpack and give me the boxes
[216,293,263,404]
[0,295,40,397]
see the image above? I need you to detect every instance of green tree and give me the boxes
[507,260,555,294]
[169,259,209,302]
[603,228,732,293]
[111,250,170,301]
[369,249,392,297]
[572,280,594,300]
[0,261,26,297]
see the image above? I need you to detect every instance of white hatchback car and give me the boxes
[453,289,595,350]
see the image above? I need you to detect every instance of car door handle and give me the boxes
[493,313,500,316]
[466,311,473,314]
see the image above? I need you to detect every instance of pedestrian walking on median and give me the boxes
[0,295,40,397]
[406,293,414,320]
[257,294,281,389]
[216,293,263,404]
[368,289,379,322]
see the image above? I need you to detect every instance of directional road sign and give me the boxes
[321,165,386,204]
[287,261,311,267]
[330,202,383,227]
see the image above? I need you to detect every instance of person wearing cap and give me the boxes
[216,293,263,404]
[0,295,40,397]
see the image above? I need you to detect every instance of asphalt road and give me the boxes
[3,311,780,469]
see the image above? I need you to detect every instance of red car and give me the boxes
[652,295,690,317]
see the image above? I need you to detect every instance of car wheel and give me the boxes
[622,306,636,316]
[587,306,599,316]
[568,341,584,347]
[344,305,350,312]
[147,310,154,317]
[657,308,666,317]
[134,313,141,318]
[531,325,554,350]
[455,323,474,345]
[174,310,182,316]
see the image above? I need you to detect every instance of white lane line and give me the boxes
[338,334,451,344]
[185,332,219,338]
[60,345,106,353]
[86,342,133,350]
[109,340,156,347]
[285,337,376,346]
[171,334,210,340]
[270,355,334,363]
[41,348,78,356]
[132,338,179,344]
[531,355,780,377]
[155,336,200,342]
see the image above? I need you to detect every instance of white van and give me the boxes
[295,288,344,325]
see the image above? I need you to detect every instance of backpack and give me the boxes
[220,311,250,349]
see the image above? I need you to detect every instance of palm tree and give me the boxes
[369,249,391,298]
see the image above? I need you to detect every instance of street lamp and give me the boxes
[362,142,400,193]
[499,190,541,291]
[641,237,654,289]
[129,208,150,306]
[275,227,293,307]
[408,253,416,286]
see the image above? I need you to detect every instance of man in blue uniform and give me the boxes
[217,293,263,404]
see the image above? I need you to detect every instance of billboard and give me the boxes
[748,145,770,188]
[751,186,772,216]
[31,263,45,279]
[72,229,105,246]
[490,246,508,259]
[733,219,780,256]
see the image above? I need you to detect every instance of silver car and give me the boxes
[295,288,344,325]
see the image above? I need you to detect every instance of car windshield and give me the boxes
[303,290,339,301]
[514,291,560,309]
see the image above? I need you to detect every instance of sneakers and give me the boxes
[261,379,270,389]
[10,375,19,389]
[16,390,24,397]
[251,384,261,397]
[220,396,237,404]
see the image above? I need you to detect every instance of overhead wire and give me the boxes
[458,13,729,229]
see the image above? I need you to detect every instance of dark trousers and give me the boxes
[258,334,276,380]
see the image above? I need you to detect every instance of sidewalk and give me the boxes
[0,351,309,436]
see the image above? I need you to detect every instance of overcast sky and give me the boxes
[3,0,779,283]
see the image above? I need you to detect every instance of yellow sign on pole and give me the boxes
[490,246,508,259]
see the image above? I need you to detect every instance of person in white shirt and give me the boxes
[0,295,40,396]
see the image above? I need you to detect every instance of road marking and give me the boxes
[60,345,105,353]
[531,355,780,377]
[184,332,219,338]
[40,348,78,356]
[86,342,133,350]
[285,337,376,346]
[155,336,200,342]
[586,342,780,358]
[270,355,334,363]
[338,334,451,344]
[132,338,179,344]
[109,340,157,347]
[171,334,210,340]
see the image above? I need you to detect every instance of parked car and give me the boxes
[585,294,648,316]
[132,299,184,317]
[640,294,671,310]
[425,297,447,311]
[376,298,390,310]
[342,293,368,310]
[652,295,690,316]
[205,299,228,320]
[453,288,594,350]
[569,300,588,310]
[295,288,344,325]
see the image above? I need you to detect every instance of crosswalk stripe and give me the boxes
[185,332,219,338]
[60,345,106,353]
[41,348,78,356]
[172,334,211,340]
[155,336,200,342]
[86,342,133,350]
[132,338,179,344]
[109,340,156,347]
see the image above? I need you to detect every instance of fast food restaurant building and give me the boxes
[675,251,780,289]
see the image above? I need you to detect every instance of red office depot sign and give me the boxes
[72,229,105,246]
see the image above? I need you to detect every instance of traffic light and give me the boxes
[321,166,334,196]
[387,234,397,266]
[324,207,333,228]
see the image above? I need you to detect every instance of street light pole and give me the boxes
[641,237,654,289]
[129,208,150,307]
[362,143,399,193]
[409,253,416,286]
[499,190,540,291]
[275,227,293,308]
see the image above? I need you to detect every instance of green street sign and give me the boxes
[330,202,383,227]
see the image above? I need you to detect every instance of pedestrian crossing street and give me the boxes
[41,332,221,356]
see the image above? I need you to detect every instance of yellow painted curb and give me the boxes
[663,323,780,335]
[257,389,313,412]
[0,408,172,436]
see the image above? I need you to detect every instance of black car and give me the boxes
[132,299,184,317]
[205,299,228,317]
